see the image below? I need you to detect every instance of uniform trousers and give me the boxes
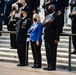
[17,41,26,65]
[10,21,17,48]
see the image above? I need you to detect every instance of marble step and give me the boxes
[28,55,76,65]
[0,48,17,53]
[0,56,18,63]
[0,47,72,54]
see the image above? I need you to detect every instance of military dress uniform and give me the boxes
[16,16,30,66]
[9,11,19,49]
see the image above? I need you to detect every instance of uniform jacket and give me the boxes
[16,17,30,42]
[28,22,42,42]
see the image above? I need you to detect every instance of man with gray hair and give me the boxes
[42,4,60,71]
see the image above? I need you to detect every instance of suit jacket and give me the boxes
[28,22,42,42]
[0,0,5,14]
[42,12,58,27]
[27,0,40,12]
[43,13,60,42]
[6,0,18,15]
[65,0,69,7]
[5,0,17,23]
[70,0,76,11]
[23,5,32,19]
[51,0,66,14]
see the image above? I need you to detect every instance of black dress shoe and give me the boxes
[43,67,48,70]
[17,63,26,66]
[31,65,36,68]
[20,64,26,66]
[0,33,2,36]
[71,51,76,54]
[43,66,50,70]
[35,65,41,68]
[10,47,13,49]
[43,66,55,71]
[17,64,21,66]
[47,67,56,71]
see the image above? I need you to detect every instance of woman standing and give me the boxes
[28,14,42,68]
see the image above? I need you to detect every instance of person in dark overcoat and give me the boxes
[66,0,69,7]
[26,0,40,18]
[50,0,66,33]
[5,0,18,30]
[42,4,60,71]
[0,0,6,36]
[69,5,76,54]
[64,0,69,26]
[70,0,76,12]
[16,9,30,66]
[42,0,51,16]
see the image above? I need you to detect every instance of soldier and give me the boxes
[16,9,30,66]
[8,3,19,49]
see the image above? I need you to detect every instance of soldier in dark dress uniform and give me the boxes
[8,4,19,49]
[16,9,30,66]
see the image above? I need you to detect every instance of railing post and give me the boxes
[68,35,71,71]
[25,42,29,65]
